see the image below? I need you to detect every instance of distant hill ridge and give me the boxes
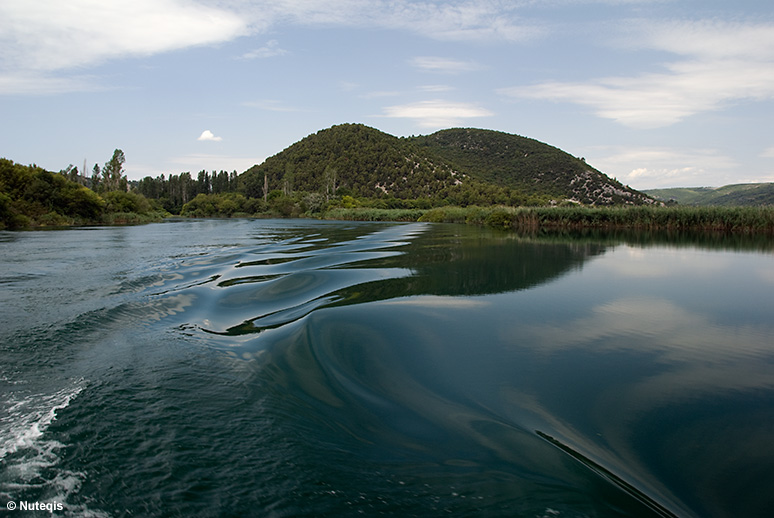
[241,123,656,206]
[644,183,774,206]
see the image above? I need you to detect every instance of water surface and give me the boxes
[1,220,773,517]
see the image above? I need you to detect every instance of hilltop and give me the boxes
[644,183,774,206]
[408,128,650,205]
[241,124,462,201]
[240,124,656,206]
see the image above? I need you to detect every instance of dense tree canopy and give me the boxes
[240,124,467,201]
[0,155,162,228]
[239,124,656,206]
[408,128,653,205]
[135,170,239,213]
[1,158,105,227]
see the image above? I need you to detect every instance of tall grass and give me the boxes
[324,205,774,234]
[505,206,774,233]
[322,207,426,222]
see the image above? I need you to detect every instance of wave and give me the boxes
[0,380,88,505]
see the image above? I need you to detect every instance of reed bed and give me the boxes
[324,205,774,234]
[322,207,426,222]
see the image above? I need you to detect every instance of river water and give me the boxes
[1,219,773,517]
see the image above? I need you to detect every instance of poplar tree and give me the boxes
[102,149,126,192]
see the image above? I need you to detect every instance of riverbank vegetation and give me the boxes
[318,205,774,234]
[4,155,774,234]
[4,135,774,234]
[1,157,166,229]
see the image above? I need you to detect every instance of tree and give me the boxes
[323,165,338,201]
[102,149,127,192]
[197,170,211,194]
[60,164,79,183]
[91,163,101,191]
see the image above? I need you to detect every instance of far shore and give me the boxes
[5,205,774,236]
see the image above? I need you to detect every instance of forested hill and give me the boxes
[408,128,650,205]
[241,123,461,201]
[240,124,656,206]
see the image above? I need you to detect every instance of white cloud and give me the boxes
[382,99,493,128]
[0,1,538,72]
[500,19,774,128]
[0,0,541,95]
[0,0,247,71]
[587,146,740,188]
[197,130,223,142]
[240,40,287,59]
[409,56,483,73]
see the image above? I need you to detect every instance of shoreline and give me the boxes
[5,205,774,235]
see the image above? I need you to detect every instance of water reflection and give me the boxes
[144,221,774,516]
[185,224,609,337]
[215,224,772,517]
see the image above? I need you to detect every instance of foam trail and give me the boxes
[0,379,92,512]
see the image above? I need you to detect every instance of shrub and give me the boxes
[484,208,514,230]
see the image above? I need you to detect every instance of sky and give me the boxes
[2,0,774,190]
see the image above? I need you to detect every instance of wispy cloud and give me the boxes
[360,90,401,99]
[0,1,541,95]
[240,40,287,59]
[418,85,455,93]
[409,56,483,74]
[588,146,741,188]
[242,100,304,112]
[0,72,107,96]
[197,130,223,142]
[500,19,774,128]
[264,0,543,42]
[382,99,493,128]
[760,146,774,159]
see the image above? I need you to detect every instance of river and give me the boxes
[1,219,773,517]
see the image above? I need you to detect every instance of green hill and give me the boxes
[644,183,774,206]
[240,124,656,206]
[241,123,461,201]
[408,128,652,205]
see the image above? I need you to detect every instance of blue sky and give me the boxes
[2,0,773,189]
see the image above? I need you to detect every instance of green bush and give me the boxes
[103,191,152,214]
[484,208,514,230]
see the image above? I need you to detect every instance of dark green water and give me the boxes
[1,219,773,517]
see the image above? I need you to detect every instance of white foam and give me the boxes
[0,379,105,516]
[0,380,84,460]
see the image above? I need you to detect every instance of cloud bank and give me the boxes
[0,0,540,94]
[382,100,493,128]
[501,19,774,128]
